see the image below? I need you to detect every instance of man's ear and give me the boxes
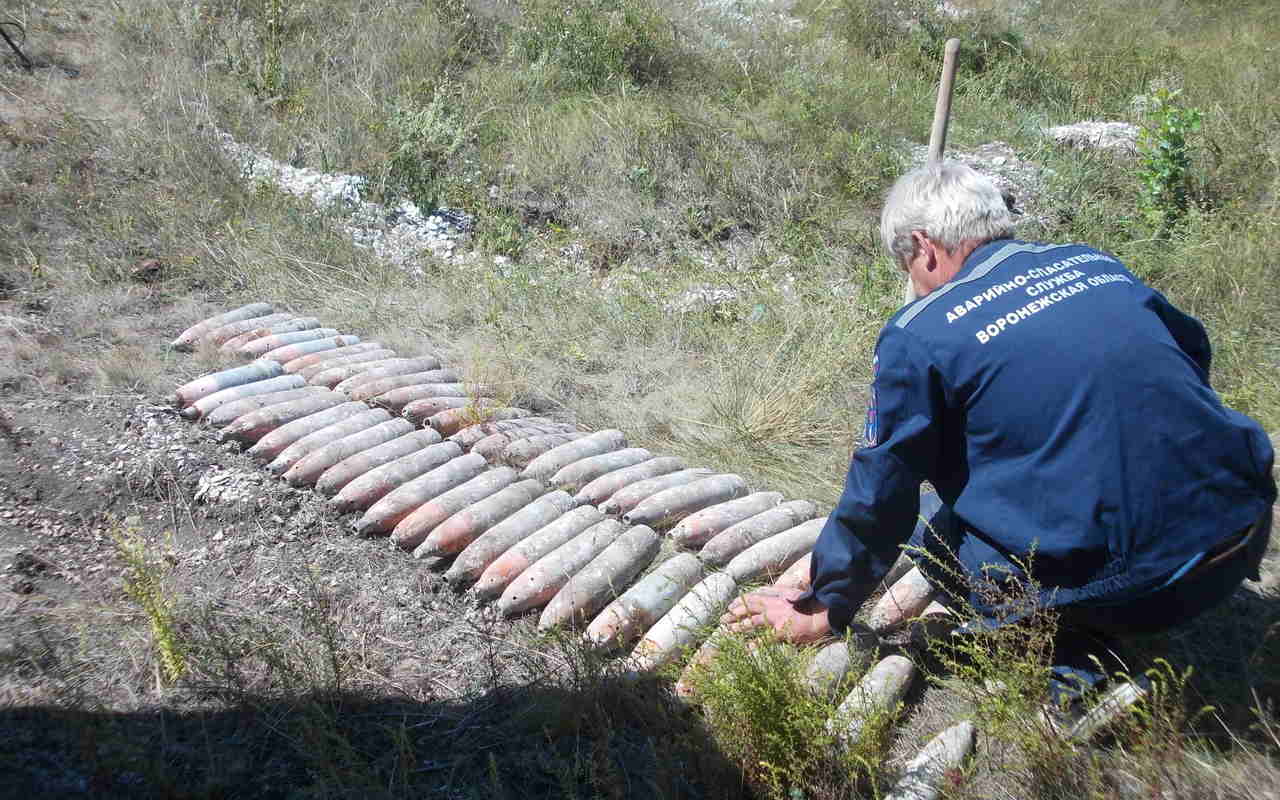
[911,230,937,271]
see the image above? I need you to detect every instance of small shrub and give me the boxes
[376,88,469,212]
[113,523,187,685]
[1136,87,1204,231]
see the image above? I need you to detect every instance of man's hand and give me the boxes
[720,587,833,644]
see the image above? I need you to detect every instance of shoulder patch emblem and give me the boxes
[863,353,879,447]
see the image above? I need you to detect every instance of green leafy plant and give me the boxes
[1136,87,1204,230]
[377,88,468,212]
[113,523,187,685]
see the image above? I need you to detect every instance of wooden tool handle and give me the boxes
[927,38,961,163]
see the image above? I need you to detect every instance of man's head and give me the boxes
[881,161,1015,298]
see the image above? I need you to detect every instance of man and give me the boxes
[722,161,1276,693]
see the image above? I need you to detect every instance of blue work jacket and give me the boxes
[809,239,1277,632]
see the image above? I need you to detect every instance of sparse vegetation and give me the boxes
[1,0,1277,797]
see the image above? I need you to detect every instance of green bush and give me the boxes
[1136,87,1204,231]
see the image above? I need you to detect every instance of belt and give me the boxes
[1182,517,1262,581]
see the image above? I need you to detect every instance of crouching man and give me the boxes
[722,161,1276,697]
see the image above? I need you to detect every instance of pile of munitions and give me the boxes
[170,302,1128,798]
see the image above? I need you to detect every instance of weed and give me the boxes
[1136,87,1204,231]
[112,522,187,685]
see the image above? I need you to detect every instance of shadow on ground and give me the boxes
[3,679,747,799]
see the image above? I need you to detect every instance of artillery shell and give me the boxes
[539,525,661,631]
[220,393,351,444]
[519,430,628,481]
[352,452,486,534]
[246,401,373,462]
[472,506,605,600]
[496,519,626,618]
[699,500,821,566]
[284,419,416,487]
[623,474,750,529]
[311,356,438,389]
[298,348,398,381]
[865,566,938,633]
[220,317,321,352]
[320,433,450,502]
[261,335,362,364]
[585,552,704,651]
[470,432,520,463]
[497,433,586,468]
[446,491,577,587]
[724,518,823,583]
[202,313,296,347]
[377,385,492,413]
[599,469,715,517]
[669,492,786,549]
[627,571,738,673]
[549,448,654,492]
[331,358,446,394]
[237,328,340,358]
[283,341,384,374]
[832,654,917,745]
[204,387,330,428]
[408,476,543,556]
[428,406,532,437]
[470,425,582,461]
[805,631,879,699]
[174,359,286,408]
[774,552,814,592]
[265,408,393,475]
[883,721,976,800]
[448,418,577,449]
[347,370,463,402]
[574,457,687,507]
[182,374,307,420]
[172,302,275,350]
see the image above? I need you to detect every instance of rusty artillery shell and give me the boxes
[446,491,577,587]
[585,552,704,651]
[599,468,715,517]
[172,302,275,350]
[220,317,321,353]
[449,418,577,449]
[539,525,662,631]
[174,359,286,408]
[499,433,587,468]
[574,456,687,507]
[865,566,938,633]
[623,474,750,529]
[883,721,976,800]
[261,335,362,365]
[428,406,533,437]
[353,452,487,535]
[202,313,296,347]
[774,552,814,592]
[408,475,542,557]
[699,500,821,566]
[549,448,654,493]
[832,654,917,745]
[265,408,392,474]
[237,328,340,358]
[298,348,398,381]
[376,385,491,413]
[519,430,628,482]
[220,393,351,445]
[283,341,384,374]
[670,492,785,549]
[627,571,738,674]
[907,601,958,648]
[284,419,416,487]
[311,356,436,389]
[321,433,450,503]
[724,518,823,583]
[347,370,463,402]
[805,631,880,699]
[673,628,730,702]
[473,506,606,601]
[246,401,373,462]
[332,358,446,394]
[204,387,330,428]
[496,519,626,618]
[467,425,580,462]
[182,374,307,420]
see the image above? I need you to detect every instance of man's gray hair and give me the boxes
[880,161,1015,266]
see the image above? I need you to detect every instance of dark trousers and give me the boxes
[907,492,1273,696]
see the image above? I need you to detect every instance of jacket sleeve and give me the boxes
[803,325,944,632]
[1145,288,1212,378]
